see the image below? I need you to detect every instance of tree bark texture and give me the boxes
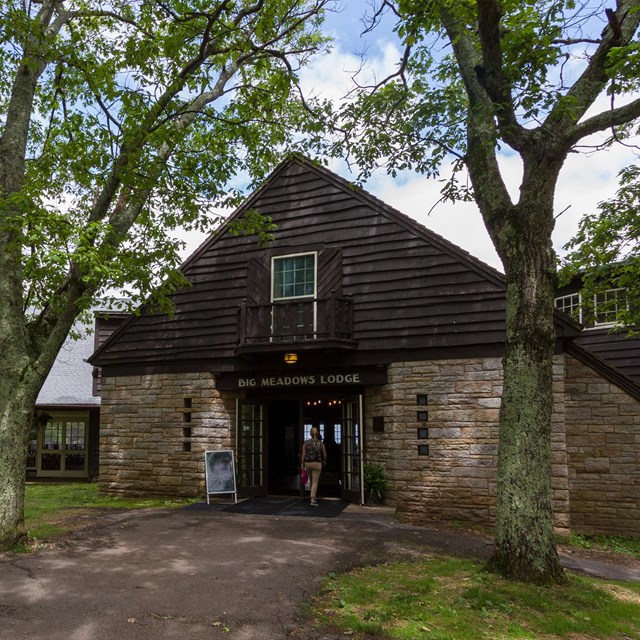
[482,158,568,584]
[486,229,567,584]
[0,310,73,549]
[0,364,41,549]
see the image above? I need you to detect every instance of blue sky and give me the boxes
[312,2,640,271]
[179,1,639,273]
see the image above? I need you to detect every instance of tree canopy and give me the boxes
[0,0,333,551]
[1,0,332,316]
[338,0,640,195]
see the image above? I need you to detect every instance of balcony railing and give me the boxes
[238,295,354,349]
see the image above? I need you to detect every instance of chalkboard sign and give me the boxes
[204,450,237,503]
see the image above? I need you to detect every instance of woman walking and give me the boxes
[301,426,327,506]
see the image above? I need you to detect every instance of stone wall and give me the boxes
[365,357,571,532]
[565,357,640,536]
[98,355,640,537]
[99,373,235,497]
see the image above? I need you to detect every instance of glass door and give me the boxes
[341,395,364,504]
[37,413,88,477]
[236,400,267,497]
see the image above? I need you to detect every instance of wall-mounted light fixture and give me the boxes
[284,353,298,364]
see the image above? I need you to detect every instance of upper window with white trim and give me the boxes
[594,288,628,327]
[555,287,629,328]
[272,252,316,301]
[554,293,582,323]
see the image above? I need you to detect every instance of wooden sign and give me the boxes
[216,366,387,390]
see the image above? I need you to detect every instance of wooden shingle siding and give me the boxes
[575,329,640,381]
[92,313,128,394]
[92,158,528,373]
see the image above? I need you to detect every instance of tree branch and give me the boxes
[438,1,514,234]
[566,96,640,146]
[551,37,602,45]
[25,0,330,356]
[546,0,640,141]
[475,0,530,151]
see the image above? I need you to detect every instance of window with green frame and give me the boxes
[272,253,316,300]
[38,414,88,476]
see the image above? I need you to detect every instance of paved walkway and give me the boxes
[1,502,638,640]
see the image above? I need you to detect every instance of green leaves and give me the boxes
[561,164,640,330]
[0,0,333,321]
[336,0,640,193]
[228,209,277,249]
[606,42,640,93]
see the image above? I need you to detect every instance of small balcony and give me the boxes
[237,295,356,354]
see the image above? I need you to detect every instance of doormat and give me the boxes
[184,496,348,518]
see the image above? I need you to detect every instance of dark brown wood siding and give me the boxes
[574,329,640,382]
[93,159,514,372]
[92,313,128,394]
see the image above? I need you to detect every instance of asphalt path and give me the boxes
[1,502,638,640]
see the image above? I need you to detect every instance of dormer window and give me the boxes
[555,287,628,328]
[272,252,316,301]
[555,293,582,323]
[594,288,628,327]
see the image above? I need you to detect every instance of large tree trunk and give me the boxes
[0,322,72,550]
[0,225,74,549]
[486,237,567,584]
[484,161,568,585]
[0,361,42,550]
[0,298,82,550]
[461,73,569,580]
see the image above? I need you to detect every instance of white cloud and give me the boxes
[178,10,639,276]
[299,36,403,101]
[307,18,640,271]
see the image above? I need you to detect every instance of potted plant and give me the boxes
[363,463,388,505]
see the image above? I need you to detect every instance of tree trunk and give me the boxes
[0,306,81,551]
[0,365,41,550]
[485,187,567,585]
[0,251,71,550]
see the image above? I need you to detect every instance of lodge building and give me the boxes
[89,156,640,537]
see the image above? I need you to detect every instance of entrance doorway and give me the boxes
[267,400,299,494]
[301,397,343,497]
[237,392,363,502]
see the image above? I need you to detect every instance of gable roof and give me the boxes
[90,155,579,371]
[181,155,507,287]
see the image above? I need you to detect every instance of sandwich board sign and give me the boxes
[204,450,237,504]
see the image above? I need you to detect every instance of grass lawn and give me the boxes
[24,482,197,543]
[311,556,640,640]
[562,532,640,559]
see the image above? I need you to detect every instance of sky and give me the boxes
[180,1,640,273]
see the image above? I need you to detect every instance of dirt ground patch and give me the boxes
[2,506,638,640]
[27,506,640,574]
